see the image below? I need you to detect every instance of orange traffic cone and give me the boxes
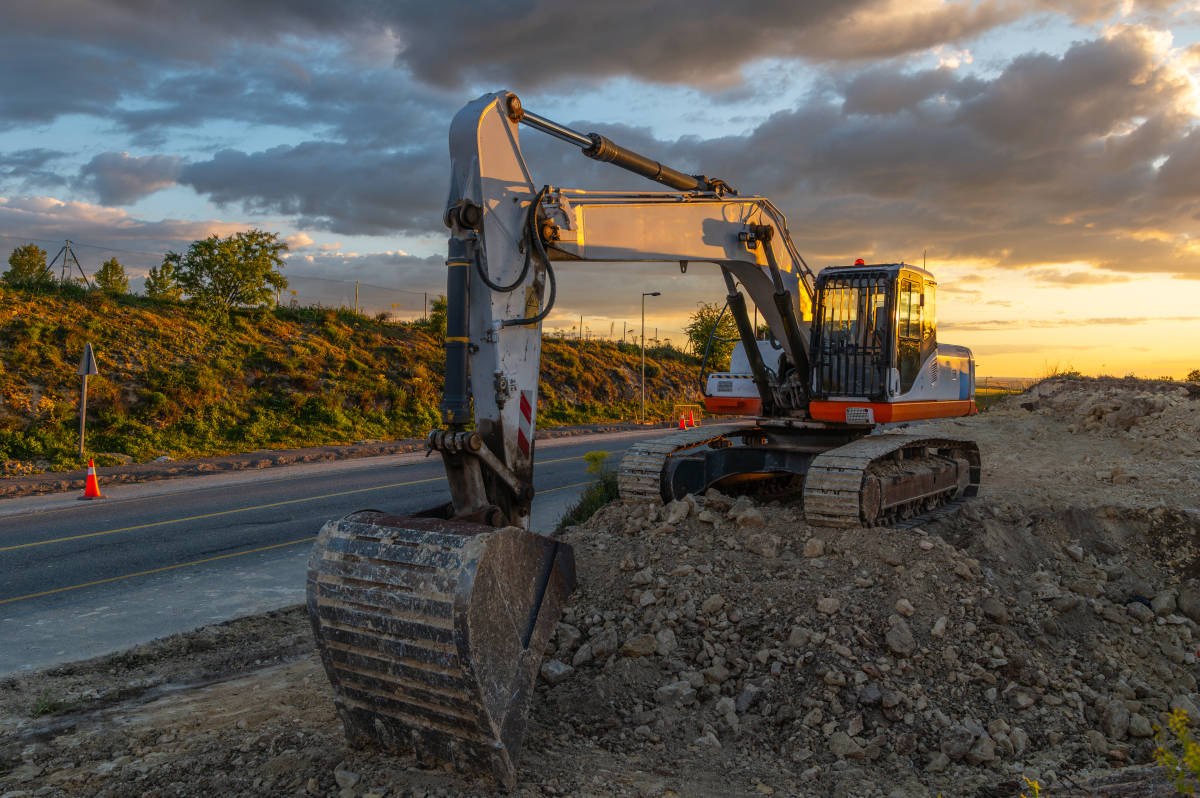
[80,458,104,500]
[688,409,698,427]
[678,413,687,430]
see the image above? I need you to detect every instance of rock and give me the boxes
[703,662,731,685]
[885,617,915,656]
[540,659,574,685]
[590,628,619,660]
[926,752,950,772]
[1129,713,1154,738]
[940,725,976,761]
[1065,545,1085,562]
[895,598,916,617]
[334,767,361,790]
[1126,601,1155,624]
[1100,700,1130,740]
[733,507,766,527]
[665,499,690,525]
[1152,590,1177,617]
[620,634,658,657]
[1178,585,1200,623]
[930,616,947,638]
[1171,694,1200,721]
[787,626,812,648]
[1085,729,1108,755]
[965,734,996,765]
[654,680,695,706]
[746,533,781,558]
[555,623,582,652]
[698,509,722,525]
[571,642,594,667]
[804,538,825,558]
[858,684,882,706]
[828,731,865,759]
[1010,727,1029,753]
[694,730,721,748]
[736,683,766,713]
[631,568,654,586]
[981,597,1008,624]
[701,594,725,614]
[655,628,677,657]
[817,597,840,615]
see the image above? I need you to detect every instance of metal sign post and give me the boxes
[77,342,100,458]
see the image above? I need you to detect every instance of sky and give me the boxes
[1,0,1199,378]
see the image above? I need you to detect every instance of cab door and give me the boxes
[896,277,922,393]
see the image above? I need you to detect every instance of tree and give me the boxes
[172,229,288,310]
[427,295,448,341]
[144,257,183,302]
[1187,369,1200,383]
[684,301,738,371]
[94,257,128,295]
[2,243,52,289]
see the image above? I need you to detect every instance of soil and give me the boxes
[2,377,1198,798]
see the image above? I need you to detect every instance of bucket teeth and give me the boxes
[307,511,575,789]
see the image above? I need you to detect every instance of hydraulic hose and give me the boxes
[502,185,558,327]
[474,186,548,293]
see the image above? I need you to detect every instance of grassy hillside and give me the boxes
[0,289,701,474]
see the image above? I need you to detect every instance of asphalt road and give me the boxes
[0,428,668,674]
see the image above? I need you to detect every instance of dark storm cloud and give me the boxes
[76,152,185,206]
[388,0,1018,89]
[178,142,447,236]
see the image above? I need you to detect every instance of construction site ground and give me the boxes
[2,376,1199,798]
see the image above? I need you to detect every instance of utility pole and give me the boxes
[354,280,359,314]
[641,291,660,423]
[579,314,583,344]
[50,240,92,289]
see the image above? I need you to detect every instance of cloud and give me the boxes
[942,314,1200,330]
[76,152,184,206]
[390,0,1019,89]
[284,233,314,249]
[0,149,68,193]
[0,195,243,273]
[1027,268,1133,283]
[178,141,446,236]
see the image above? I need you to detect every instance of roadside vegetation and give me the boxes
[0,237,702,474]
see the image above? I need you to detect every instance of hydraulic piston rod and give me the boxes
[504,93,734,195]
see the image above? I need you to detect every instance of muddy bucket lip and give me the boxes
[339,509,497,537]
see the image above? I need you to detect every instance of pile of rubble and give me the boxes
[536,488,1200,797]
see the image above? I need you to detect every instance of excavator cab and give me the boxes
[808,263,973,424]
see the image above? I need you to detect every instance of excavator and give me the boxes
[306,91,981,788]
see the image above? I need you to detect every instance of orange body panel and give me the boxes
[809,399,976,423]
[705,396,762,416]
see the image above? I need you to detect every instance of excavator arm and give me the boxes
[436,90,817,528]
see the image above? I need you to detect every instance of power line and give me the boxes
[0,233,165,258]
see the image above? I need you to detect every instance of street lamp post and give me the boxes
[641,291,660,424]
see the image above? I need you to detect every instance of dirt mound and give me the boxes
[3,376,1198,797]
[541,495,1199,797]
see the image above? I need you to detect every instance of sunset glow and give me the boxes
[1,1,1198,378]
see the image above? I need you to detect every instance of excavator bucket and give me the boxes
[306,511,576,789]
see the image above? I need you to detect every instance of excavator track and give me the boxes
[306,511,575,789]
[618,423,750,502]
[803,433,980,528]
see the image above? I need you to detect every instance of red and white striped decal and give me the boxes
[517,390,534,457]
